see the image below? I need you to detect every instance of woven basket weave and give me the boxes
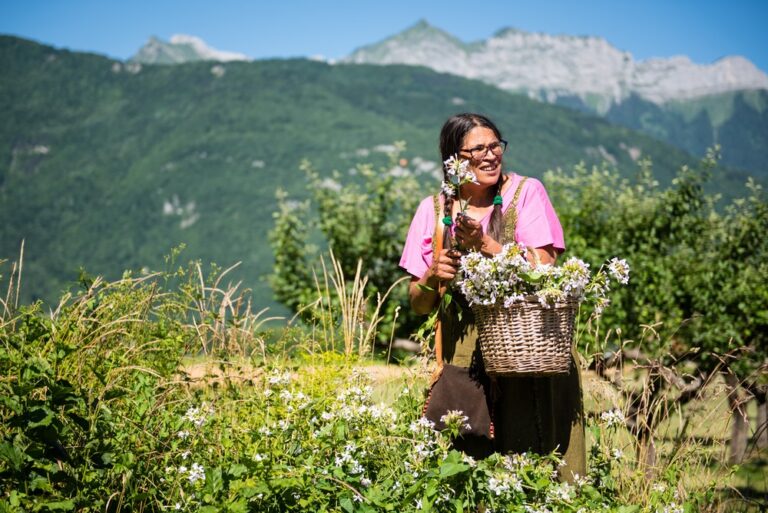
[472,298,578,377]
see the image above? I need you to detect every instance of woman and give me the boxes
[399,113,586,481]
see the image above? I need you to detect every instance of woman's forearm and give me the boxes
[409,275,440,315]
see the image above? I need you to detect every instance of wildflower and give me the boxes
[361,477,372,487]
[547,482,574,503]
[415,498,423,510]
[177,430,190,440]
[607,257,631,285]
[181,450,190,460]
[462,454,477,467]
[182,406,208,427]
[600,409,626,428]
[187,462,205,485]
[253,453,266,462]
[440,410,471,431]
[652,482,667,493]
[612,448,624,460]
[267,370,291,386]
[175,503,181,510]
[657,503,684,513]
[442,155,477,200]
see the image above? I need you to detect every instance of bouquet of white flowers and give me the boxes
[455,243,630,376]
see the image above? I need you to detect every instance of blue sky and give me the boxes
[2,0,767,71]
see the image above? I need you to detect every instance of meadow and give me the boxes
[0,244,765,512]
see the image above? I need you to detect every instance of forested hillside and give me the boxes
[0,35,746,308]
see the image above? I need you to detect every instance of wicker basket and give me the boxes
[472,298,578,377]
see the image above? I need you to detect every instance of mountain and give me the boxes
[344,20,768,112]
[344,21,768,174]
[0,35,743,309]
[130,34,249,64]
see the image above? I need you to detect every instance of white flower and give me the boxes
[607,257,631,285]
[612,448,624,460]
[652,482,668,493]
[657,503,684,513]
[181,450,190,460]
[440,410,471,431]
[187,462,205,485]
[177,430,190,440]
[175,503,181,510]
[182,405,209,427]
[600,409,626,428]
[361,477,372,487]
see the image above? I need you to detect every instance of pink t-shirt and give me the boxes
[399,173,565,279]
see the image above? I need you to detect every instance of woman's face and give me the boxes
[459,126,503,188]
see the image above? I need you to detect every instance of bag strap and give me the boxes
[431,194,445,370]
[502,176,529,244]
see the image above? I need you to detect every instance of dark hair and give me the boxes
[438,113,505,249]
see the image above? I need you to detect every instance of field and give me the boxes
[1,257,765,512]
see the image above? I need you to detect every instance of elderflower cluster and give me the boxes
[455,242,630,313]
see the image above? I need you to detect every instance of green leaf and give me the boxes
[340,497,354,513]
[439,461,469,478]
[228,463,248,478]
[41,500,75,511]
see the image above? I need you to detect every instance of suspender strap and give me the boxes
[502,177,529,244]
[431,194,445,369]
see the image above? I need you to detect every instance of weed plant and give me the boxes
[0,252,759,512]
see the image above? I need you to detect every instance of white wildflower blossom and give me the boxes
[267,370,291,386]
[440,410,471,431]
[657,503,684,513]
[547,482,574,503]
[182,405,209,427]
[607,257,631,285]
[612,448,624,460]
[361,477,372,487]
[187,462,205,485]
[177,430,190,440]
[600,409,626,428]
[573,474,592,488]
[652,482,668,493]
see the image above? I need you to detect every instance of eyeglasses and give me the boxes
[460,140,508,160]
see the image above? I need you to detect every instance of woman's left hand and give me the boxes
[454,214,487,252]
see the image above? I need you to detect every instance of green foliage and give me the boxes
[0,256,740,511]
[606,90,768,175]
[269,146,427,340]
[547,150,768,378]
[1,34,714,310]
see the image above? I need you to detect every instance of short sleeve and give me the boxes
[399,196,437,279]
[515,178,565,252]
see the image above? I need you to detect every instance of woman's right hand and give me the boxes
[428,248,462,282]
[409,249,462,315]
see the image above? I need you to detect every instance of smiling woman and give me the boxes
[400,112,585,481]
